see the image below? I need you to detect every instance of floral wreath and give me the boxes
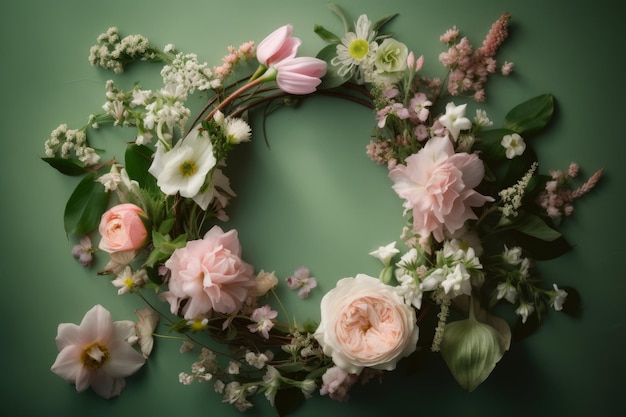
[44,4,603,415]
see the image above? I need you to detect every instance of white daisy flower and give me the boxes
[331,14,378,82]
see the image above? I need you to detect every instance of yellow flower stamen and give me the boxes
[179,160,198,177]
[81,342,109,370]
[349,39,369,60]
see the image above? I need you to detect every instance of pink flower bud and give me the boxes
[274,56,327,94]
[256,24,301,67]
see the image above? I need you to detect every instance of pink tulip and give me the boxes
[256,24,301,67]
[274,56,327,94]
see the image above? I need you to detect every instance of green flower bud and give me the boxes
[440,306,505,392]
[379,265,394,284]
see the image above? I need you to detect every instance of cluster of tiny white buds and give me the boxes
[498,162,538,217]
[89,27,154,74]
[160,52,217,94]
[44,124,100,165]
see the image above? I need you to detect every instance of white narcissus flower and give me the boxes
[51,305,146,399]
[148,124,217,199]
[438,102,472,140]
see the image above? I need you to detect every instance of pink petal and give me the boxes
[50,345,82,383]
[103,340,145,378]
[89,371,125,399]
[256,24,301,66]
[54,323,83,350]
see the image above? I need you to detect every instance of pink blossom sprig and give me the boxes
[213,41,256,82]
[439,13,512,101]
[538,163,604,219]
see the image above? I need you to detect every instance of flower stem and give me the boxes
[205,77,265,122]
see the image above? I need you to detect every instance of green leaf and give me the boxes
[41,157,87,176]
[275,388,305,417]
[512,233,572,260]
[125,144,156,189]
[559,286,582,318]
[475,128,516,161]
[440,316,505,392]
[504,94,554,134]
[145,230,187,268]
[313,24,341,44]
[512,213,561,241]
[327,3,351,33]
[64,173,109,235]
[372,13,399,33]
[316,44,352,89]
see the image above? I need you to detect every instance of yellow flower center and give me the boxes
[81,342,109,370]
[349,39,369,60]
[179,160,198,177]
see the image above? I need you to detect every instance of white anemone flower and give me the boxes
[50,304,146,399]
[331,14,377,82]
[148,125,217,198]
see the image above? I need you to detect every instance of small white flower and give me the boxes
[223,117,252,144]
[501,133,526,159]
[438,102,472,140]
[441,264,472,297]
[369,241,400,266]
[550,284,568,311]
[515,301,535,323]
[495,281,518,304]
[502,245,523,265]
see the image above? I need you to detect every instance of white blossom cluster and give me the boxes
[161,52,221,93]
[88,27,153,74]
[44,123,100,165]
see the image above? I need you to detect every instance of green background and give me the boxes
[1,1,623,416]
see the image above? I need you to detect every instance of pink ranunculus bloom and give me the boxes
[50,304,146,399]
[256,24,301,67]
[274,56,327,94]
[314,274,419,375]
[389,135,493,242]
[98,203,148,253]
[161,225,255,318]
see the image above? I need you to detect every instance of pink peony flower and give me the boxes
[98,203,148,253]
[274,56,327,94]
[161,225,255,318]
[256,24,301,67]
[50,304,146,399]
[389,136,493,242]
[314,274,419,374]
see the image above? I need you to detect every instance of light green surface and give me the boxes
[1,1,623,416]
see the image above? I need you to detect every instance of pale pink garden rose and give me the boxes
[98,203,148,253]
[51,304,146,399]
[161,225,255,318]
[389,135,493,242]
[314,274,419,374]
[256,24,301,67]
